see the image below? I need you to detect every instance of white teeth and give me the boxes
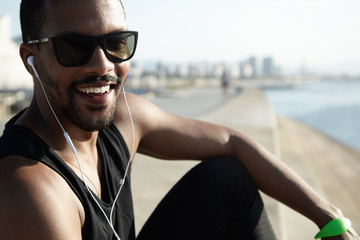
[78,85,110,94]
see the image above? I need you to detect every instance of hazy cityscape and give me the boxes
[1,12,360,120]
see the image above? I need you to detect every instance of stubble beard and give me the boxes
[42,71,122,132]
[63,93,120,132]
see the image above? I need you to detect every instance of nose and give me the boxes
[82,46,114,76]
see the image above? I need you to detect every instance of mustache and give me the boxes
[72,74,122,87]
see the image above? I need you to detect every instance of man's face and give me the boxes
[36,0,130,132]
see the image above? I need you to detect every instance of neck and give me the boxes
[17,97,99,158]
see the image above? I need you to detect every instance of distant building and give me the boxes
[262,57,282,78]
[248,56,257,78]
[240,56,257,79]
[239,62,253,79]
[0,14,32,89]
[262,57,273,78]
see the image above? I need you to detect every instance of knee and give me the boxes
[198,157,255,186]
[201,158,266,234]
[198,156,262,209]
[188,157,260,204]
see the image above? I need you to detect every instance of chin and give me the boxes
[75,112,115,132]
[64,101,118,132]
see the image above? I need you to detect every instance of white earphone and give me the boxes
[25,55,134,240]
[27,55,34,66]
[27,56,39,79]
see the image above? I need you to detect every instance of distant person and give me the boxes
[221,67,230,96]
[0,0,359,239]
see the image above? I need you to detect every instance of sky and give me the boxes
[2,0,360,74]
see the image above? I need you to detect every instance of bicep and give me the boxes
[0,158,82,240]
[132,96,234,160]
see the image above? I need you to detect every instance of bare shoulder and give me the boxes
[114,92,175,141]
[118,92,181,127]
[116,92,168,121]
[0,155,83,240]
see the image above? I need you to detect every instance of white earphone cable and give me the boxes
[30,59,134,240]
[110,87,134,224]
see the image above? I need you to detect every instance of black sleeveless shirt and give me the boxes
[0,111,136,240]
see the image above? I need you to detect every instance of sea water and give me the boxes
[263,79,360,152]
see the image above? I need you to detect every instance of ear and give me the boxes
[19,43,37,77]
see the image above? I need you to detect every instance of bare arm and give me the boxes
[0,156,83,240]
[124,94,359,239]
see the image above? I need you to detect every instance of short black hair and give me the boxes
[20,0,47,43]
[20,0,125,43]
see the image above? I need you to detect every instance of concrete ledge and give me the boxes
[200,88,286,239]
[277,115,360,236]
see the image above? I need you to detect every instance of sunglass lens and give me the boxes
[105,33,136,62]
[53,36,93,66]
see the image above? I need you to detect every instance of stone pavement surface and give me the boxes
[277,115,360,237]
[131,87,360,239]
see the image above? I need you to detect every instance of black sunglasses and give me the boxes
[28,31,138,67]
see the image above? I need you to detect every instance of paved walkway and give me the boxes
[132,87,360,238]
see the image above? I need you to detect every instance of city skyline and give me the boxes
[2,0,360,75]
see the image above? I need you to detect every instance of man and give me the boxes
[0,0,358,239]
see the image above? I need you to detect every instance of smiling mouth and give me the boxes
[77,85,111,94]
